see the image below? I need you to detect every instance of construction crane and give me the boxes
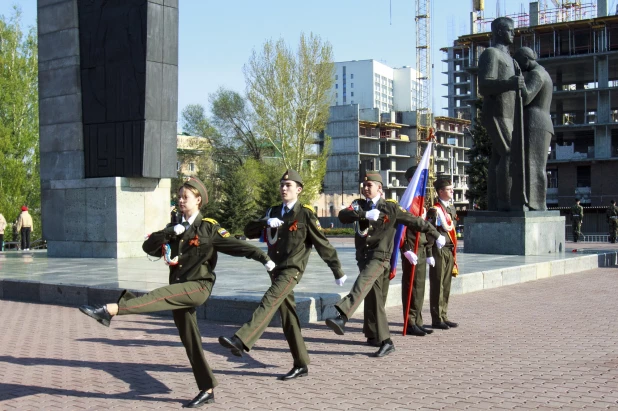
[415,0,436,204]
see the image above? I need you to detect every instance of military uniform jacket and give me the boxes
[571,204,584,220]
[339,198,440,262]
[143,212,270,284]
[244,203,344,279]
[607,205,618,221]
[433,202,458,248]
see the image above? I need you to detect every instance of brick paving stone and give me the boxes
[1,267,618,409]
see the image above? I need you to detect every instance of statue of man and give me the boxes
[478,17,524,211]
[514,47,554,211]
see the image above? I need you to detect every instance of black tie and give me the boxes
[283,206,290,215]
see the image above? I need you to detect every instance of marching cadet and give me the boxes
[325,171,443,357]
[79,177,274,408]
[429,178,459,330]
[571,198,584,242]
[400,166,437,337]
[218,169,346,380]
[607,199,618,243]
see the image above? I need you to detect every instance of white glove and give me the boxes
[426,257,435,267]
[335,274,347,286]
[173,224,186,235]
[366,209,380,221]
[436,235,446,249]
[404,250,418,265]
[264,261,276,271]
[267,218,284,228]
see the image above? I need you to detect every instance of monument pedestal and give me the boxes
[42,178,170,258]
[465,211,565,255]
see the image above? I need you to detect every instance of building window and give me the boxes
[576,166,591,187]
[351,83,354,88]
[351,74,354,79]
[189,162,195,172]
[335,84,338,89]
[351,92,354,97]
[351,100,354,104]
[176,161,180,171]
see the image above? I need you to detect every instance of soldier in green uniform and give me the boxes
[607,199,618,243]
[324,171,443,357]
[429,178,459,330]
[78,177,273,408]
[400,166,436,337]
[218,169,346,381]
[571,198,584,242]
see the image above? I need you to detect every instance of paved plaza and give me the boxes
[1,265,618,409]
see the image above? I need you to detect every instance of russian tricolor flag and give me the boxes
[389,142,433,279]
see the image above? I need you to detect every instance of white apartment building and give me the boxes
[331,60,424,113]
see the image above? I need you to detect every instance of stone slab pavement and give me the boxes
[1,266,618,409]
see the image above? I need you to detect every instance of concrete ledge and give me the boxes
[2,251,617,324]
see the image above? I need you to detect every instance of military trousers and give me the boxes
[572,218,582,241]
[235,268,309,367]
[401,246,427,327]
[610,221,618,243]
[116,279,217,390]
[337,258,391,343]
[429,246,455,324]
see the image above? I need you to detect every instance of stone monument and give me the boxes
[466,17,564,256]
[38,0,178,257]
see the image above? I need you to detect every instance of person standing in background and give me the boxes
[0,213,6,251]
[571,198,584,242]
[16,206,33,251]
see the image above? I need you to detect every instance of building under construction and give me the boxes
[443,0,618,207]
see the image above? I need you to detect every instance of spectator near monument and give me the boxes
[0,213,6,251]
[16,206,33,251]
[571,199,584,242]
[607,200,618,244]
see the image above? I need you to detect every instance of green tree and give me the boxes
[180,104,218,139]
[0,8,39,238]
[210,87,268,165]
[466,99,492,210]
[215,166,256,234]
[244,32,334,202]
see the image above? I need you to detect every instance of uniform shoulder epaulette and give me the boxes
[386,199,399,204]
[302,204,315,213]
[202,217,219,225]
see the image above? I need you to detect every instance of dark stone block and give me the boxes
[41,189,66,241]
[145,61,163,121]
[76,0,177,179]
[39,29,79,62]
[40,283,88,306]
[164,0,179,8]
[160,121,178,177]
[143,120,162,178]
[38,0,78,35]
[162,64,178,121]
[146,2,164,63]
[39,94,82,126]
[163,6,178,65]
[39,65,81,99]
[2,280,40,303]
[39,122,83,153]
[40,151,84,181]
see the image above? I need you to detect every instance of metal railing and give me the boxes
[2,239,47,251]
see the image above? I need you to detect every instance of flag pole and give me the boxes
[402,230,421,336]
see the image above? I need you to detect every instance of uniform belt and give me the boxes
[572,215,580,217]
[360,250,389,260]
